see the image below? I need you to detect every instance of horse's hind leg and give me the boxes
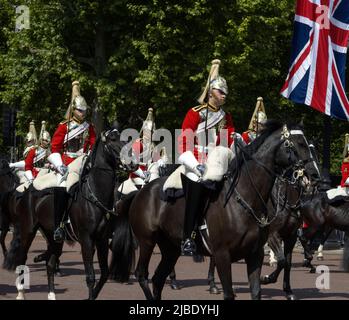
[169,268,180,290]
[136,241,156,300]
[208,256,219,294]
[92,238,109,299]
[152,239,180,300]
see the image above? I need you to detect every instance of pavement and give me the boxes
[0,234,349,300]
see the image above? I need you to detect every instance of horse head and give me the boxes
[273,123,321,187]
[101,124,138,173]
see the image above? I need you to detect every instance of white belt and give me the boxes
[65,151,83,158]
[194,145,210,153]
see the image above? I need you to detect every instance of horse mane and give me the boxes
[80,136,101,181]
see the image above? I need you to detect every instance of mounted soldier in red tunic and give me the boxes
[23,121,51,183]
[177,59,238,255]
[47,81,96,242]
[242,97,267,145]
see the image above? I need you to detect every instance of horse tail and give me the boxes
[3,225,23,271]
[109,192,137,282]
[342,231,349,272]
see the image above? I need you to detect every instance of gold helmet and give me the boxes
[248,97,267,132]
[198,59,228,104]
[39,121,51,144]
[140,108,156,165]
[343,133,349,159]
[25,120,38,146]
[64,81,89,120]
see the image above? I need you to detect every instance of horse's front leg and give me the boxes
[282,234,298,300]
[245,246,264,300]
[208,256,219,294]
[80,236,96,300]
[46,253,57,300]
[214,250,235,300]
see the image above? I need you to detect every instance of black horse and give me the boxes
[3,126,138,300]
[299,192,349,272]
[110,121,319,300]
[0,158,19,257]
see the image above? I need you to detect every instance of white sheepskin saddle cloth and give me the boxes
[117,162,161,196]
[326,186,349,200]
[33,155,86,192]
[163,146,233,192]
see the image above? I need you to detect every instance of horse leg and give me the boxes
[282,233,297,300]
[246,246,264,300]
[261,235,285,285]
[16,229,38,300]
[136,241,156,300]
[169,268,181,290]
[152,239,181,300]
[214,250,235,300]
[91,238,109,299]
[80,236,96,300]
[299,233,315,273]
[46,253,57,300]
[0,226,9,257]
[208,256,219,294]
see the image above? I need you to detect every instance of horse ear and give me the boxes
[101,131,107,142]
[111,120,120,131]
[298,116,305,129]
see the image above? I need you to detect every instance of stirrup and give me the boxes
[181,239,196,256]
[53,227,65,243]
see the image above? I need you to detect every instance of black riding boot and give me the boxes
[180,174,210,256]
[53,188,68,243]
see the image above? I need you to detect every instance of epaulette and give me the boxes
[192,104,207,112]
[343,157,349,163]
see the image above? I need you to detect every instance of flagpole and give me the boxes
[322,115,332,189]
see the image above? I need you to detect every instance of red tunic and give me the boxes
[178,107,235,161]
[242,131,252,144]
[24,148,40,177]
[340,161,349,187]
[51,121,96,165]
[129,138,146,179]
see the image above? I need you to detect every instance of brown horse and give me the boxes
[110,121,319,300]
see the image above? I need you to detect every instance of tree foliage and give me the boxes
[0,0,348,173]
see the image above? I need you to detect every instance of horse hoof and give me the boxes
[260,275,270,285]
[48,292,56,300]
[317,256,324,261]
[170,284,180,290]
[55,271,62,277]
[209,286,219,294]
[310,267,316,274]
[287,294,297,300]
[33,255,44,263]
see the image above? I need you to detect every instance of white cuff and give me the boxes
[24,170,34,182]
[345,177,349,185]
[47,152,63,169]
[9,160,25,170]
[133,167,146,179]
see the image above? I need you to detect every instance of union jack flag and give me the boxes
[281,0,349,120]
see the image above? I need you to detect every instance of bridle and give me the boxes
[225,125,314,228]
[80,128,132,218]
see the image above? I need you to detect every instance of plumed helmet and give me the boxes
[64,81,89,120]
[248,97,267,132]
[25,120,38,145]
[39,121,51,143]
[198,59,228,104]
